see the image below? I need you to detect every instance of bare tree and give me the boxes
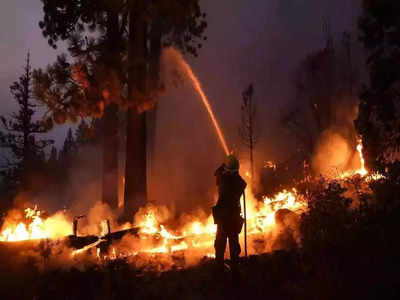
[239,84,256,183]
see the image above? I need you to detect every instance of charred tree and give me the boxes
[239,84,256,184]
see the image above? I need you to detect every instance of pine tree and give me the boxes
[75,119,90,147]
[59,128,77,162]
[0,53,53,190]
[48,146,58,163]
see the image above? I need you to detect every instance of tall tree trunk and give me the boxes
[102,10,120,209]
[102,103,119,209]
[147,19,162,187]
[124,4,148,216]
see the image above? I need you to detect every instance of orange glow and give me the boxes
[123,186,305,258]
[72,239,105,256]
[0,186,305,262]
[264,161,277,170]
[356,140,368,176]
[0,139,384,267]
[340,139,368,178]
[0,206,71,242]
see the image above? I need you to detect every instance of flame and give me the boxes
[120,187,305,258]
[356,139,368,176]
[0,186,304,260]
[331,138,385,181]
[339,139,368,179]
[1,137,384,266]
[171,241,188,252]
[353,139,385,181]
[111,247,117,259]
[0,206,71,242]
[247,189,305,233]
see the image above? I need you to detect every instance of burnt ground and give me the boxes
[1,247,399,300]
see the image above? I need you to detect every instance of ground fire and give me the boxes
[0,136,383,270]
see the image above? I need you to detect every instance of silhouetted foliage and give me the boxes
[75,119,90,147]
[34,0,208,124]
[0,53,53,191]
[59,128,77,163]
[356,0,400,170]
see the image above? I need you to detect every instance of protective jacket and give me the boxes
[213,164,246,231]
[213,164,246,266]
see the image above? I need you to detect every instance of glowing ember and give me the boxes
[72,239,105,256]
[264,161,277,170]
[111,247,117,259]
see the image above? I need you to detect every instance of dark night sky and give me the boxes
[0,0,362,155]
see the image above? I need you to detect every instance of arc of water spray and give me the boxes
[168,48,230,156]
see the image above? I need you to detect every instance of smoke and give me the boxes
[311,96,361,177]
[312,129,353,177]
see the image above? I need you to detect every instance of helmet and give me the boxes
[225,154,239,171]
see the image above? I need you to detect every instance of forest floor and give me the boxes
[1,247,399,300]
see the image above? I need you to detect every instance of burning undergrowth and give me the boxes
[0,130,386,273]
[0,185,307,272]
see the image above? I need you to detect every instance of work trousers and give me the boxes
[214,223,241,265]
